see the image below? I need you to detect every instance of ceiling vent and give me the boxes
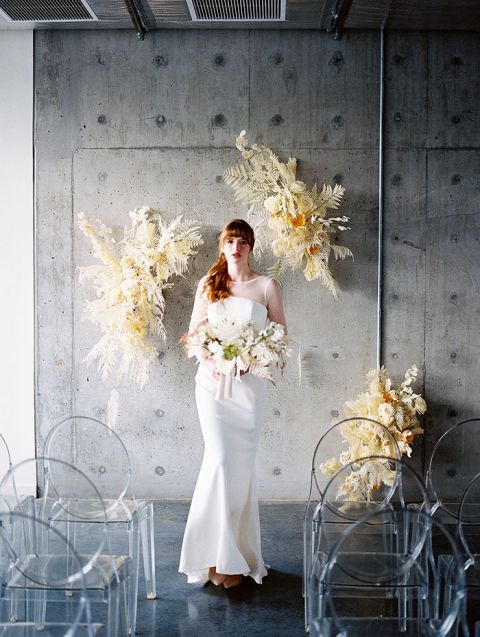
[186,0,286,21]
[0,0,97,22]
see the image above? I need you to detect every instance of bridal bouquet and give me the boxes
[182,318,289,383]
[320,365,427,501]
[223,131,352,296]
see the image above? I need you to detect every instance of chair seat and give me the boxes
[312,617,448,637]
[320,552,425,589]
[7,554,130,590]
[49,498,149,523]
[0,623,103,635]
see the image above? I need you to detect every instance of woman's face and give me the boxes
[222,235,251,265]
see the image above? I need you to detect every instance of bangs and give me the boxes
[220,219,254,247]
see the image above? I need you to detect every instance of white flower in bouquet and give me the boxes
[182,317,289,383]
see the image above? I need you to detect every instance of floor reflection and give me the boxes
[134,502,304,637]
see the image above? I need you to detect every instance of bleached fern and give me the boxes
[78,207,203,389]
[224,131,353,295]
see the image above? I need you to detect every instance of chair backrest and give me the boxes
[427,418,480,520]
[319,511,466,637]
[303,420,401,627]
[0,433,12,479]
[44,416,133,512]
[0,457,108,573]
[457,470,480,564]
[308,418,401,503]
[0,511,94,635]
[315,456,431,554]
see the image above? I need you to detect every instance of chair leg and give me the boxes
[127,520,140,635]
[33,588,47,628]
[140,503,156,600]
[107,583,121,637]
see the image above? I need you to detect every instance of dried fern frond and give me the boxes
[78,207,203,389]
[224,131,353,295]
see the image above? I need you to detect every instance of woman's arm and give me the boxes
[266,278,287,332]
[189,277,208,332]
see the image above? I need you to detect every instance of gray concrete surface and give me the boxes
[35,29,480,499]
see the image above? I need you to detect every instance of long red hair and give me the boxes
[203,219,255,302]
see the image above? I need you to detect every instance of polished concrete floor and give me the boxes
[135,502,304,637]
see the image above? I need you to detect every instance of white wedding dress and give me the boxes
[179,293,272,584]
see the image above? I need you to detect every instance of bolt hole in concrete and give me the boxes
[213,114,226,127]
[97,115,106,124]
[271,113,284,126]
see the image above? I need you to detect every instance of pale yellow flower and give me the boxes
[320,457,342,477]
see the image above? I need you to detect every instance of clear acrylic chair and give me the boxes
[440,471,480,635]
[0,511,103,636]
[304,419,400,631]
[307,457,432,632]
[0,433,12,478]
[44,416,156,634]
[311,510,467,637]
[427,418,480,524]
[0,458,130,636]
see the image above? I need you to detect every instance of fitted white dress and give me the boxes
[178,276,286,584]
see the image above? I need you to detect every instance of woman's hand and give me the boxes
[201,356,220,380]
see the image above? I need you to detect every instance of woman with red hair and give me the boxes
[179,219,287,589]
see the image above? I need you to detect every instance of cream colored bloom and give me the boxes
[320,457,342,477]
[414,396,427,414]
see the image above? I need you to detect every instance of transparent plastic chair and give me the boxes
[311,511,467,637]
[44,416,156,634]
[0,434,12,478]
[303,419,400,631]
[0,458,130,637]
[307,457,431,632]
[0,511,103,636]
[440,471,480,634]
[427,418,480,524]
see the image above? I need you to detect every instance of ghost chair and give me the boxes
[44,416,157,634]
[0,434,34,517]
[310,510,467,637]
[441,471,480,635]
[304,420,400,631]
[426,418,480,525]
[0,458,130,636]
[0,511,104,636]
[0,434,12,479]
[307,457,431,632]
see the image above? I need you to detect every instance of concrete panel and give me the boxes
[385,32,428,149]
[36,30,249,150]
[425,150,480,479]
[427,31,480,148]
[72,147,377,499]
[35,28,480,500]
[382,149,427,470]
[249,30,380,149]
[426,149,480,219]
[35,151,75,449]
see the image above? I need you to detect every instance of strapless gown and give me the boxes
[178,296,268,584]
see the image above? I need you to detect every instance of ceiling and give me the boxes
[1,0,479,32]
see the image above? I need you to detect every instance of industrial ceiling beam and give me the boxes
[123,0,148,39]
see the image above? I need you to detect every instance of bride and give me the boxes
[178,218,287,589]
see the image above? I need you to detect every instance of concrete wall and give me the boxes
[0,31,36,490]
[34,29,480,499]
